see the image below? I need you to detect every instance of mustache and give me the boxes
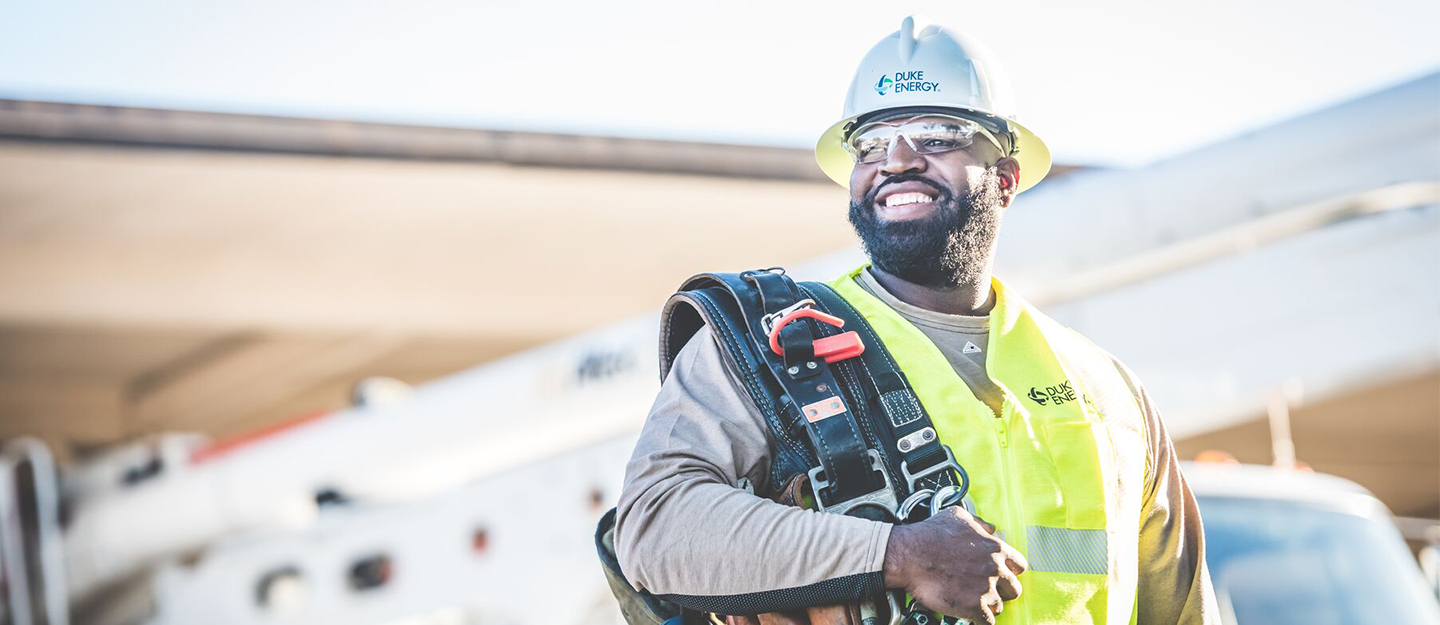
[867,174,950,205]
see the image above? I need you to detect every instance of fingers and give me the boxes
[993,536,1025,602]
[998,539,1028,576]
[757,611,810,625]
[805,604,856,625]
[969,512,998,535]
[745,604,857,625]
[994,557,1022,602]
[747,604,863,625]
[981,598,1001,625]
[900,508,1029,622]
[953,600,1000,625]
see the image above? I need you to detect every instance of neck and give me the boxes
[869,265,996,316]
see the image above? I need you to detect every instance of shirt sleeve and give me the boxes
[1121,361,1223,625]
[613,325,891,614]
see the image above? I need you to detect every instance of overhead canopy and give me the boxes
[0,100,912,455]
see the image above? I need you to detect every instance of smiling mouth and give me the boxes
[873,186,944,221]
[882,192,936,208]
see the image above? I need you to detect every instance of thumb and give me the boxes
[969,512,998,535]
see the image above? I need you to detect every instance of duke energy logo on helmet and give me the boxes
[874,70,941,96]
[874,75,894,95]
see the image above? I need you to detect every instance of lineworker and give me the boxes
[612,16,1219,625]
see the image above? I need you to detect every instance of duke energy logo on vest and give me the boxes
[875,70,941,96]
[1028,380,1077,406]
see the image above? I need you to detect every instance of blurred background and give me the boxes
[0,1,1437,624]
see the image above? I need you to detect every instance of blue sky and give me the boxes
[2,0,1437,166]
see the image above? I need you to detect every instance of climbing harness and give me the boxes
[598,267,974,625]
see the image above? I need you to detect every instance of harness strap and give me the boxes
[660,284,811,472]
[607,268,967,621]
[737,270,887,516]
[802,283,967,513]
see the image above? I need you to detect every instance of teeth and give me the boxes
[884,192,935,207]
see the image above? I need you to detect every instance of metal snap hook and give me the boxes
[896,488,935,520]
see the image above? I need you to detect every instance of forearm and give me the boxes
[614,326,892,614]
[615,472,890,612]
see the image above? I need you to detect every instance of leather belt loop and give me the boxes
[873,370,909,395]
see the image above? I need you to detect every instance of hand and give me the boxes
[726,604,858,625]
[882,507,1027,625]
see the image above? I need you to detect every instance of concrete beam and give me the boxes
[0,99,830,181]
[129,333,407,433]
[0,141,856,336]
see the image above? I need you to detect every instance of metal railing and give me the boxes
[0,439,69,625]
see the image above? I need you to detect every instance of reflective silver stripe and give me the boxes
[1025,526,1108,575]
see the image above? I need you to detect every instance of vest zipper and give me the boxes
[995,399,1033,624]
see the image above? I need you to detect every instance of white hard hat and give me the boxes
[816,16,1052,194]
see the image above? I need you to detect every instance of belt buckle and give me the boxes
[807,449,898,519]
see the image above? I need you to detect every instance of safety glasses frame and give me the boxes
[843,113,1010,165]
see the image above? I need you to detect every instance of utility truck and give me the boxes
[1184,461,1440,625]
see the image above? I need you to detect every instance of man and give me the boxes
[614,16,1218,625]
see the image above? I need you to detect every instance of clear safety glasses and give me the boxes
[844,114,1009,164]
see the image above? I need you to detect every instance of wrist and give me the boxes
[881,523,914,590]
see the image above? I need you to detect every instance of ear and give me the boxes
[996,156,1021,208]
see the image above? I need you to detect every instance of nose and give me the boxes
[880,134,926,176]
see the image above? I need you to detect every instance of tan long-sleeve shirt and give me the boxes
[614,270,1218,623]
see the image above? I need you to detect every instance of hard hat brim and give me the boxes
[814,111,1051,195]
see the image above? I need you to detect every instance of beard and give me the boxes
[847,169,1005,289]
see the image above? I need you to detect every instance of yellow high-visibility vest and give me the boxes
[832,267,1146,625]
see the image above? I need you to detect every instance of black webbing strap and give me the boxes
[801,283,966,505]
[619,270,973,620]
[660,282,811,472]
[661,271,886,510]
[658,270,962,515]
[736,270,886,514]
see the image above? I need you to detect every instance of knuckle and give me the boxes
[1009,552,1029,572]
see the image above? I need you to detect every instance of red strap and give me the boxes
[814,332,865,363]
[767,308,865,363]
[767,308,845,355]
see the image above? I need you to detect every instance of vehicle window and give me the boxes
[1197,496,1440,625]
